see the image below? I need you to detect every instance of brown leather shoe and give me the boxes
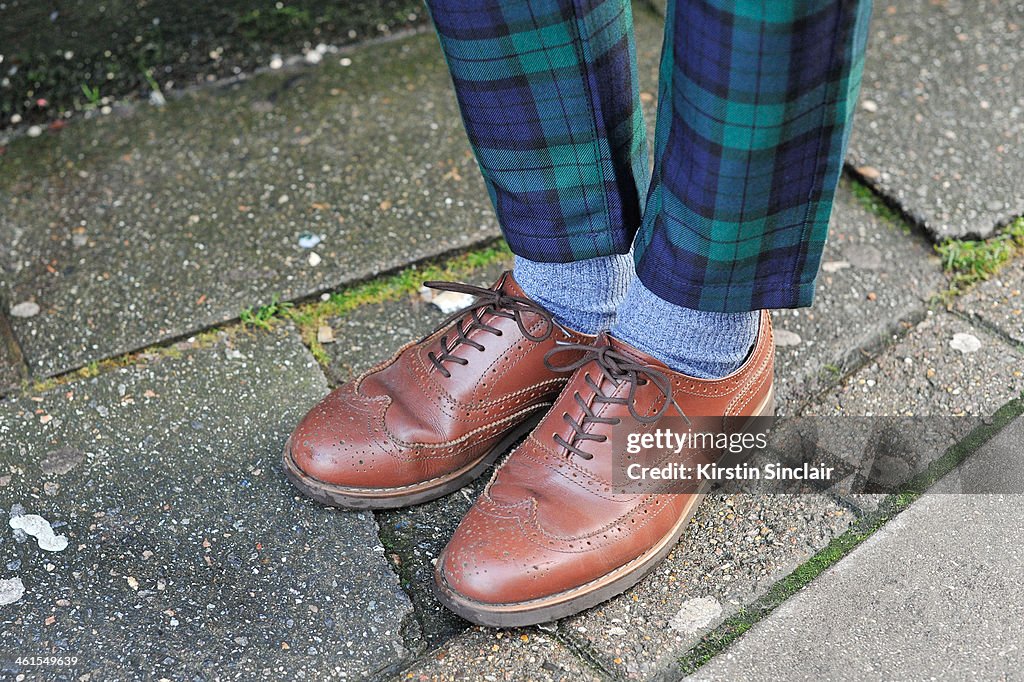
[282,272,591,509]
[433,312,775,626]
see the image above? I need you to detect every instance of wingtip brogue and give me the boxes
[282,271,593,509]
[434,311,775,626]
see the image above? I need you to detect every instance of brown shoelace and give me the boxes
[543,341,688,460]
[423,280,554,378]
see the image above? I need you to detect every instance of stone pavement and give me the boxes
[687,417,1024,681]
[1,1,1022,680]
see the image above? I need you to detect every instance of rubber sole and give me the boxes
[282,410,545,510]
[433,386,777,626]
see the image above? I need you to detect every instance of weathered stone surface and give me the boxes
[0,328,414,680]
[0,31,497,378]
[956,259,1024,346]
[846,0,1024,238]
[808,310,1024,417]
[771,180,944,412]
[688,417,1024,681]
[398,626,605,682]
[561,493,853,680]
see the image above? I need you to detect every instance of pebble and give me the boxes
[669,596,723,635]
[856,165,882,180]
[26,125,43,137]
[308,252,322,267]
[949,332,982,354]
[775,329,802,347]
[9,301,41,318]
[861,99,879,113]
[821,261,851,273]
[269,55,284,70]
[340,57,353,67]
[430,291,475,314]
[304,51,323,65]
[317,326,335,344]
[0,577,26,605]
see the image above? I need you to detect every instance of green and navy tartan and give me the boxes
[425,0,872,311]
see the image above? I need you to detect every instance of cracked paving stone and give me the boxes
[956,258,1024,346]
[846,0,1024,238]
[561,493,853,680]
[770,179,944,412]
[0,326,414,680]
[0,31,499,379]
[804,309,1024,511]
[807,310,1024,418]
[398,626,605,682]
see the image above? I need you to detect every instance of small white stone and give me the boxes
[307,252,322,267]
[10,301,40,318]
[0,577,26,605]
[669,596,723,634]
[861,99,879,113]
[304,51,322,65]
[26,125,43,138]
[10,113,21,124]
[821,260,851,273]
[340,57,353,67]
[269,55,284,70]
[430,291,475,315]
[775,329,802,347]
[950,332,982,354]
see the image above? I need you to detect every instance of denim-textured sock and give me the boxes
[612,279,759,379]
[513,253,633,334]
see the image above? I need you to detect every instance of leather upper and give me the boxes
[437,311,775,604]
[287,272,590,491]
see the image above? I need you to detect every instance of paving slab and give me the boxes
[805,309,1024,511]
[808,310,1024,418]
[846,0,1024,239]
[398,626,605,682]
[0,6,668,381]
[0,327,414,680]
[0,31,496,379]
[687,415,1024,681]
[956,258,1024,346]
[771,180,943,412]
[558,493,853,680]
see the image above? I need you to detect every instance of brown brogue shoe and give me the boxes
[283,272,592,509]
[434,311,775,626]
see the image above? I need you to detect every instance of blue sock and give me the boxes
[513,253,632,334]
[612,279,759,379]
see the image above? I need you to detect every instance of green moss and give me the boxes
[935,216,1024,295]
[848,178,905,227]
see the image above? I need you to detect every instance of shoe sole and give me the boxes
[281,410,546,510]
[433,387,776,627]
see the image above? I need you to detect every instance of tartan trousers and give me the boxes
[425,0,872,312]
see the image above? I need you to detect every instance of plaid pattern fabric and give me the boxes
[426,0,872,311]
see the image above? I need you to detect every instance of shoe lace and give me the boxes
[542,341,689,460]
[423,280,554,378]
